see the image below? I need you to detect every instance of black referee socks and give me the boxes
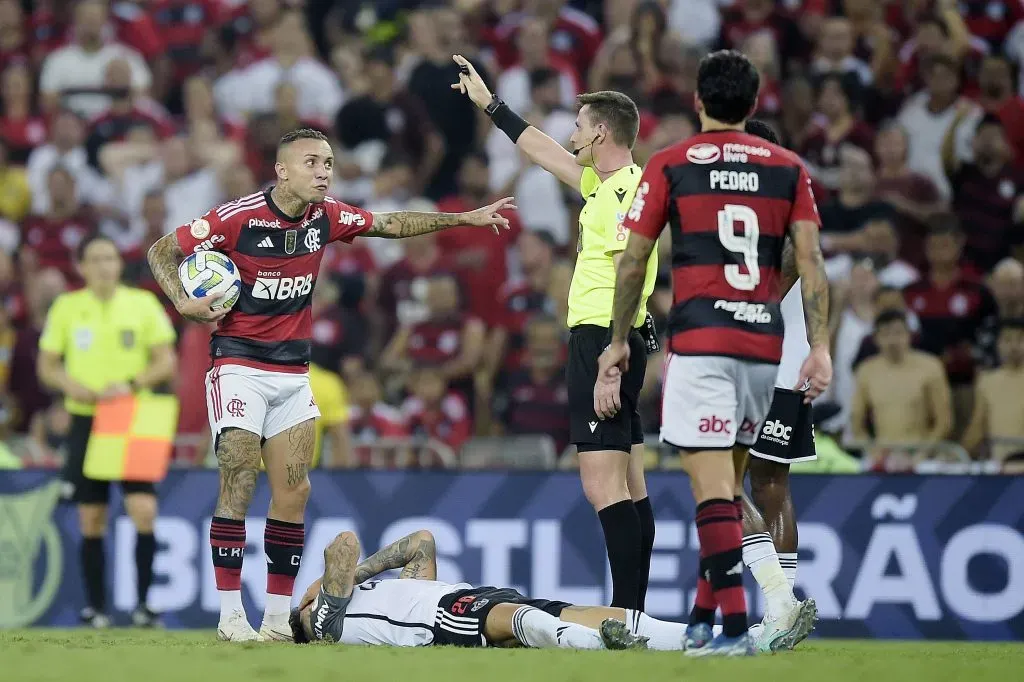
[634,497,656,611]
[598,499,643,610]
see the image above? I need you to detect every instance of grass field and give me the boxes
[3,630,1021,682]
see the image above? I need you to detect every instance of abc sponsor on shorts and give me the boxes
[2,471,1023,639]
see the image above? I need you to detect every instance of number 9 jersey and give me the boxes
[624,130,821,451]
[624,130,820,365]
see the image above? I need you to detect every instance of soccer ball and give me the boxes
[178,251,241,311]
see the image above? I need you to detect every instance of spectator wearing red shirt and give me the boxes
[85,58,175,167]
[494,0,602,78]
[223,0,280,68]
[20,166,96,283]
[148,0,223,87]
[378,232,459,337]
[0,62,47,164]
[31,0,165,63]
[874,122,947,270]
[800,73,875,191]
[905,216,998,390]
[310,276,370,377]
[741,29,783,118]
[810,16,874,88]
[0,0,30,71]
[960,0,1024,52]
[944,112,1024,271]
[436,152,521,326]
[486,230,559,376]
[718,0,808,74]
[894,12,987,98]
[489,315,570,452]
[494,17,581,115]
[181,75,245,143]
[119,190,172,311]
[346,372,409,467]
[173,320,213,464]
[381,274,485,400]
[403,367,473,459]
[8,267,66,433]
[977,55,1024,163]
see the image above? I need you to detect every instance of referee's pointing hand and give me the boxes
[450,54,492,110]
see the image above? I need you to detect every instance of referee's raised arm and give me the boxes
[451,54,583,188]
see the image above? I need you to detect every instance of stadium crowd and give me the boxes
[1,0,1023,473]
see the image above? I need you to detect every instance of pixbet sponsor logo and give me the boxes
[248,217,281,229]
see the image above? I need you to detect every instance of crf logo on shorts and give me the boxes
[698,416,732,434]
[226,398,246,417]
[252,274,314,300]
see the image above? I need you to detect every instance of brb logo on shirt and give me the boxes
[252,271,314,300]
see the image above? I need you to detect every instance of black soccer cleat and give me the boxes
[599,618,649,650]
[132,606,163,628]
[79,607,112,629]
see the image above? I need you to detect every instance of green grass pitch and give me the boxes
[3,630,1021,682]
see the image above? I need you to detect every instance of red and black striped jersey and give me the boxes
[624,130,820,364]
[174,190,373,372]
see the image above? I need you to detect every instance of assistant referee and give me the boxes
[37,234,176,628]
[453,55,658,611]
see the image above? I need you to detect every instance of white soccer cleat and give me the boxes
[258,617,294,642]
[754,598,817,653]
[217,610,261,642]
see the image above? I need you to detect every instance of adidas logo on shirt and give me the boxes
[257,237,274,248]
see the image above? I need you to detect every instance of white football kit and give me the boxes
[339,579,471,647]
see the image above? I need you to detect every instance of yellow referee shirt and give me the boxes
[39,286,176,416]
[567,165,658,328]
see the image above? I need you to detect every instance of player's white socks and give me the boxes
[778,552,798,589]
[511,606,603,649]
[263,594,292,626]
[622,610,724,650]
[742,532,796,620]
[219,590,244,620]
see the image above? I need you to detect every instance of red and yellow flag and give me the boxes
[84,394,179,482]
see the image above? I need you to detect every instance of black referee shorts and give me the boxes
[567,325,646,454]
[63,414,156,505]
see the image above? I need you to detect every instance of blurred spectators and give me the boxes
[962,318,1024,462]
[799,72,874,190]
[20,165,95,283]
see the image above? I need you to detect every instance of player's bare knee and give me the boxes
[328,531,360,556]
[78,504,107,537]
[749,458,789,504]
[413,529,435,546]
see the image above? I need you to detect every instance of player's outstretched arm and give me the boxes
[147,233,226,322]
[352,530,437,583]
[365,197,516,238]
[322,531,361,599]
[789,219,833,400]
[451,54,583,189]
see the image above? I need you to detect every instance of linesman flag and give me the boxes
[84,394,179,482]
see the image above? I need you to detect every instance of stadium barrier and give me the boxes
[1,470,1022,640]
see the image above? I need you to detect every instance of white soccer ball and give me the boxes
[178,251,241,311]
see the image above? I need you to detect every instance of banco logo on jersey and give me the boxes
[0,482,63,628]
[714,300,773,323]
[761,419,792,445]
[252,272,314,300]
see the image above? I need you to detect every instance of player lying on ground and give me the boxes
[146,128,515,642]
[289,530,705,650]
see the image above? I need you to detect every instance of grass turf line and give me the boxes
[2,630,1021,682]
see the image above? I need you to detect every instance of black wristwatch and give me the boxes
[484,94,503,116]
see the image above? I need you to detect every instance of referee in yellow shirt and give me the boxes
[453,55,658,611]
[37,234,176,628]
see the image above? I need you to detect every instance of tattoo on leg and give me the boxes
[214,428,261,519]
[286,463,307,487]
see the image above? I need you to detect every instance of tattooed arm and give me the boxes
[779,236,798,298]
[322,531,362,598]
[146,233,226,322]
[364,198,516,238]
[352,530,437,583]
[790,219,833,400]
[610,233,657,345]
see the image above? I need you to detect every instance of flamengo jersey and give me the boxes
[174,190,374,372]
[339,579,471,647]
[624,130,820,364]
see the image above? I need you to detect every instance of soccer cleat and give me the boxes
[217,610,261,642]
[132,606,162,628]
[599,619,649,650]
[259,619,294,642]
[683,622,713,650]
[79,608,111,629]
[755,598,818,653]
[684,632,756,657]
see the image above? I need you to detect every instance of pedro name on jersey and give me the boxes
[174,190,373,370]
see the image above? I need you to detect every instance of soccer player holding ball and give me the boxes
[147,128,514,641]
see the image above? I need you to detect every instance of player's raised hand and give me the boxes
[177,294,229,323]
[450,54,493,109]
[461,196,517,233]
[795,344,833,403]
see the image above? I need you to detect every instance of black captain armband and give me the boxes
[486,95,529,144]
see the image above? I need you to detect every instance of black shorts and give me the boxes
[63,414,156,505]
[433,586,571,647]
[750,388,817,463]
[567,325,646,453]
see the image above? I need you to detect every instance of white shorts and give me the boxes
[206,364,320,440]
[660,355,777,450]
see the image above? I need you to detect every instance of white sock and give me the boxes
[263,594,292,622]
[623,609,686,650]
[742,532,795,620]
[219,590,244,619]
[511,606,603,649]
[778,552,798,590]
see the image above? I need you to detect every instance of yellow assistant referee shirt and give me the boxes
[567,165,658,328]
[39,286,176,416]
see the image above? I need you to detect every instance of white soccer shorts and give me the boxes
[660,355,777,450]
[206,364,320,439]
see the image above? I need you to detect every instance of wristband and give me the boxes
[487,96,529,144]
